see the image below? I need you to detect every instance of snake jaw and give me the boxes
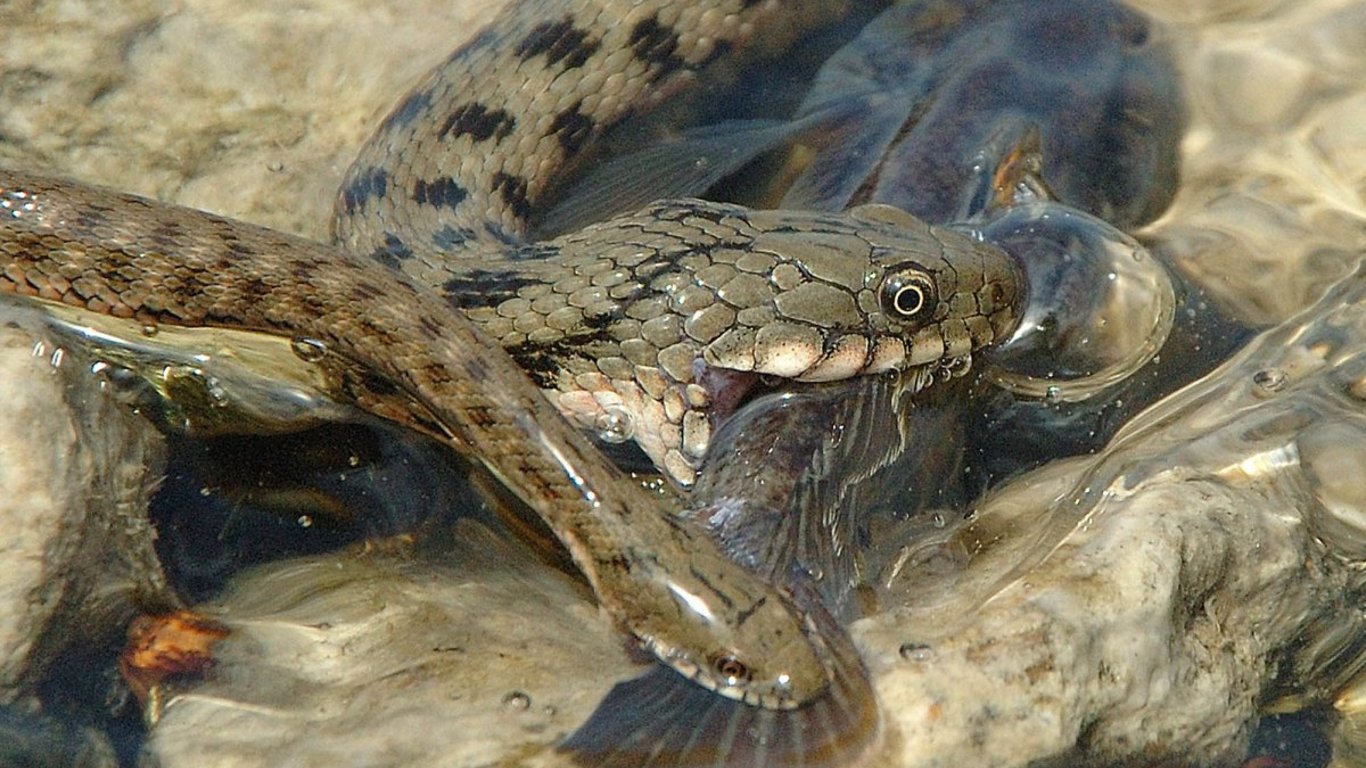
[648,638,808,711]
[793,333,875,382]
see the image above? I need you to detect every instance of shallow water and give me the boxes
[0,0,1364,766]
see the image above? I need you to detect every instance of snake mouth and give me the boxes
[662,650,803,710]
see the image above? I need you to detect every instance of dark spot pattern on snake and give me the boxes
[149,221,188,251]
[369,232,413,271]
[505,311,623,389]
[359,368,403,398]
[238,276,270,304]
[491,171,532,221]
[482,221,518,247]
[339,167,389,216]
[690,565,736,610]
[412,176,469,210]
[73,206,110,230]
[515,16,600,70]
[461,354,492,383]
[508,242,560,263]
[289,258,320,283]
[379,87,433,131]
[628,15,686,82]
[351,281,385,303]
[437,102,516,143]
[432,224,476,251]
[548,103,596,156]
[504,348,561,389]
[416,313,445,341]
[439,269,543,309]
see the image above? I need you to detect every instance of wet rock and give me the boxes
[0,301,176,702]
[865,264,1366,766]
[145,524,633,767]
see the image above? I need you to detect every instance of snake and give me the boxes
[332,0,1026,488]
[0,0,1024,711]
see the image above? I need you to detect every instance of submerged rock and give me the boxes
[146,523,633,767]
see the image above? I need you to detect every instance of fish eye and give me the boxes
[711,653,753,686]
[880,262,938,324]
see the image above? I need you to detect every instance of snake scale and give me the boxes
[0,0,1023,711]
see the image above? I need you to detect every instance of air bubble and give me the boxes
[94,362,145,396]
[1252,368,1287,395]
[290,337,328,363]
[898,642,935,662]
[501,690,532,712]
[595,406,634,443]
[205,377,230,407]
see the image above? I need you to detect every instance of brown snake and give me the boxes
[0,0,1023,710]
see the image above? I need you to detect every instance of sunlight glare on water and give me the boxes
[1134,0,1366,324]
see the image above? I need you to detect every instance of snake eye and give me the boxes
[880,262,939,325]
[712,653,753,686]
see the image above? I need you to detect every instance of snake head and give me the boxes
[853,203,1026,375]
[651,588,829,709]
[631,544,832,709]
[699,203,1025,386]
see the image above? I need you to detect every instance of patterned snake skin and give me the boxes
[333,0,1021,486]
[415,200,1017,484]
[0,0,1025,710]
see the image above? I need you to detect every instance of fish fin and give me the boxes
[533,119,802,238]
[955,117,1058,221]
[781,97,917,212]
[682,498,789,579]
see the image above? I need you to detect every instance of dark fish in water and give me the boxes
[549,3,1188,764]
[790,0,1185,226]
[541,0,1185,233]
[689,373,969,616]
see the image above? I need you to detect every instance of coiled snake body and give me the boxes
[0,0,1023,710]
